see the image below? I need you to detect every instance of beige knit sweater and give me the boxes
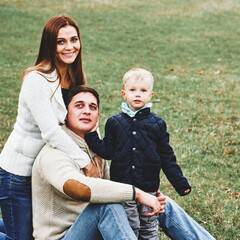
[32,127,133,240]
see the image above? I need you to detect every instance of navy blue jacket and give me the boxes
[85,108,191,194]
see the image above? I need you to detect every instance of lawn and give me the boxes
[0,0,239,239]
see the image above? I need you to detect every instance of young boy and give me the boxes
[85,68,191,239]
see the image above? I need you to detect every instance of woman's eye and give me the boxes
[57,40,64,45]
[71,37,78,42]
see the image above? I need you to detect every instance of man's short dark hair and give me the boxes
[65,85,100,109]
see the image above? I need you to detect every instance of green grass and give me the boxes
[0,0,239,239]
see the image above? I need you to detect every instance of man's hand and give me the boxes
[135,188,165,216]
[156,190,166,213]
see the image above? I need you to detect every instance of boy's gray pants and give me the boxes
[122,192,158,240]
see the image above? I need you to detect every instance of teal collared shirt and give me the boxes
[121,102,152,118]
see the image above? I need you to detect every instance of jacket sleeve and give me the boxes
[85,118,115,160]
[21,72,90,168]
[157,119,191,196]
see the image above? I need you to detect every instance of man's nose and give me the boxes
[83,106,90,114]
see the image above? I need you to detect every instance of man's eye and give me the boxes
[90,105,97,110]
[76,104,83,108]
[57,40,64,45]
[142,89,147,92]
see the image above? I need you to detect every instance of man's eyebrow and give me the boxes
[74,100,84,104]
[90,102,98,106]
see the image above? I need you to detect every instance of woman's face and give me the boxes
[55,25,80,66]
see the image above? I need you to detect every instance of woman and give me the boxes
[0,15,93,240]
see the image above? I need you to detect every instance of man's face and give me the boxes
[66,92,99,137]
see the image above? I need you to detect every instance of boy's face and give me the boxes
[121,78,153,112]
[65,92,99,137]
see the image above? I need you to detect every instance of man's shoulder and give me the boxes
[35,144,73,166]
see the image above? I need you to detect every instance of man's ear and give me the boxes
[121,90,127,100]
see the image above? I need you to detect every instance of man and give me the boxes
[32,85,215,240]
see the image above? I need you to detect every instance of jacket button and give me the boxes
[132,147,136,151]
[133,118,137,121]
[132,165,135,169]
[132,131,136,135]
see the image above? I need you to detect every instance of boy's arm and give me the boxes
[85,118,115,160]
[157,120,191,196]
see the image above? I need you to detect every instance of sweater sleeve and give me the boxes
[157,119,191,196]
[21,72,90,168]
[85,118,115,159]
[39,147,133,203]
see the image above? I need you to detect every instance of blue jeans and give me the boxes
[61,198,215,240]
[158,196,216,240]
[0,168,33,240]
[61,203,137,240]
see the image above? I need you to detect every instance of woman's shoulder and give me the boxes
[22,69,58,90]
[23,69,58,82]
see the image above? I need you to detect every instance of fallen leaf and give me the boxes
[198,70,204,75]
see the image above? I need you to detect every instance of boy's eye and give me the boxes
[130,89,135,92]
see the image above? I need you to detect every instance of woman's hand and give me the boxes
[83,155,102,178]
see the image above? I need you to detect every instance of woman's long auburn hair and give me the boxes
[21,15,86,86]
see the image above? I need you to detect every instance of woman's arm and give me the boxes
[21,72,90,168]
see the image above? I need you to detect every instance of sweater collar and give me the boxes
[121,102,152,118]
[61,125,102,177]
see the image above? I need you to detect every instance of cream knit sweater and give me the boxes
[0,70,90,176]
[32,127,133,240]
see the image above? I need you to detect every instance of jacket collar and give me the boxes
[121,102,152,118]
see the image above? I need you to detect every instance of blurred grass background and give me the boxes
[0,0,239,239]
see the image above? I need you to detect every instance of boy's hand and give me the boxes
[184,189,190,194]
[90,121,98,133]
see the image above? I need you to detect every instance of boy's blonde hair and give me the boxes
[122,68,154,91]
